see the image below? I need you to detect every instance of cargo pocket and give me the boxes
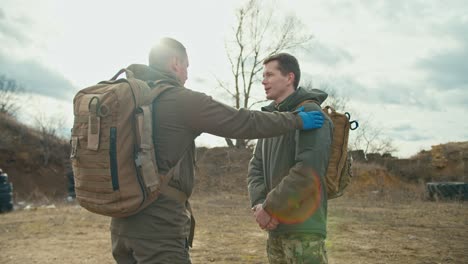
[109,127,119,191]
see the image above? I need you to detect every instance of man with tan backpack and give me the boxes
[71,38,326,263]
[248,53,356,263]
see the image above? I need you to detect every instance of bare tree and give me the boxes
[0,75,24,116]
[318,83,349,112]
[34,109,66,166]
[301,80,348,112]
[302,80,396,156]
[350,118,397,155]
[221,0,313,148]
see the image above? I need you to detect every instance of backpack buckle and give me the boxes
[135,153,142,168]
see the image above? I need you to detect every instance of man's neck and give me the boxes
[274,88,295,105]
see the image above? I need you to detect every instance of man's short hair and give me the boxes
[148,38,187,70]
[263,53,301,89]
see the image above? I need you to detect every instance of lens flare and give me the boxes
[271,170,322,224]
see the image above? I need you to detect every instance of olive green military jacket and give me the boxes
[248,87,333,237]
[111,64,307,239]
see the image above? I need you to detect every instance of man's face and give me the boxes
[175,54,189,85]
[262,60,294,102]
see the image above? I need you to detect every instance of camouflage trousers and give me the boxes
[267,233,328,264]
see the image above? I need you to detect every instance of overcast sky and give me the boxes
[1,0,467,158]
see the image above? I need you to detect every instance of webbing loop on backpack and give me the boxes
[70,136,78,160]
[88,96,101,151]
[88,96,100,113]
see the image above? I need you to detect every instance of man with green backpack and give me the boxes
[71,37,326,264]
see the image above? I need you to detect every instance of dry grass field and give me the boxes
[2,102,467,264]
[0,191,466,264]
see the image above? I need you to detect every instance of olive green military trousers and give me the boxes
[111,233,191,264]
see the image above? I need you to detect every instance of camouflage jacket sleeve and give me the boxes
[247,139,267,207]
[263,103,333,218]
[180,90,303,139]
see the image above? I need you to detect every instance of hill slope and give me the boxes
[1,112,466,202]
[0,113,69,201]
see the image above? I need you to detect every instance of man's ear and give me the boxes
[169,57,179,72]
[288,72,295,86]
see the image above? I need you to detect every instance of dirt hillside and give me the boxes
[412,141,468,182]
[354,141,468,183]
[1,113,467,202]
[0,113,69,202]
[1,115,467,264]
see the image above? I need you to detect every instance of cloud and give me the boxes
[193,77,208,84]
[434,87,468,110]
[0,5,75,100]
[386,123,432,142]
[417,47,468,91]
[416,13,468,91]
[0,52,76,100]
[374,83,444,111]
[400,133,432,142]
[0,7,32,45]
[300,73,363,96]
[391,124,414,132]
[301,73,445,110]
[359,0,430,22]
[301,41,353,66]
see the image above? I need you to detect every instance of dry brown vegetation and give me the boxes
[0,192,466,264]
[1,116,467,263]
[0,113,69,201]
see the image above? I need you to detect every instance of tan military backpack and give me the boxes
[296,101,359,199]
[70,68,185,217]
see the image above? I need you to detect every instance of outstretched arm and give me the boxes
[180,90,322,139]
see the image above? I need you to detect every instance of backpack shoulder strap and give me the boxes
[294,99,320,110]
[150,81,187,203]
